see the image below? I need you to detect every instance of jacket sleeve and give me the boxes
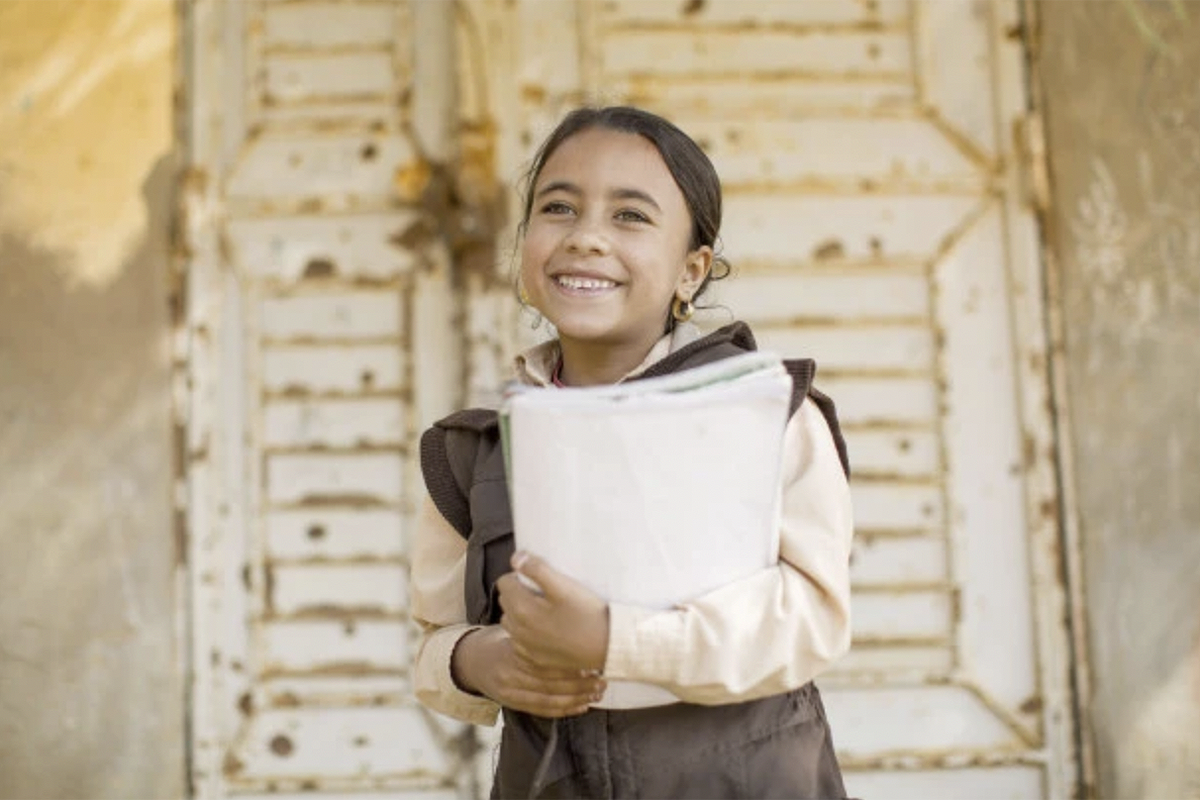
[409,497,501,726]
[603,397,854,704]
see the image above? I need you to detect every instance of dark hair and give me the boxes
[517,106,732,306]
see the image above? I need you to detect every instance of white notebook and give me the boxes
[500,352,791,709]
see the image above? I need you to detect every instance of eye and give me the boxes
[615,208,650,223]
[540,200,574,216]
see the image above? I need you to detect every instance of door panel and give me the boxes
[183,1,468,795]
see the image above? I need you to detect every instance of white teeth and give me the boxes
[556,275,616,291]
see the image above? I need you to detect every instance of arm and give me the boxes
[409,498,501,725]
[410,497,605,721]
[602,397,854,704]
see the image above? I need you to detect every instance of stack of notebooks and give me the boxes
[500,352,792,709]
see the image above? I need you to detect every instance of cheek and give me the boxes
[520,227,552,271]
[517,238,540,285]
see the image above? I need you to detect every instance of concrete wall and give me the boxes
[0,2,183,797]
[1037,3,1200,798]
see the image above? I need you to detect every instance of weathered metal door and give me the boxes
[180,1,481,795]
[183,1,1079,798]
[460,0,1081,797]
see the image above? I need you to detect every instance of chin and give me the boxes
[548,317,621,344]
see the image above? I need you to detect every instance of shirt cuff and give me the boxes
[604,602,686,685]
[416,625,501,727]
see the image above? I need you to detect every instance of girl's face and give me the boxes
[520,127,711,356]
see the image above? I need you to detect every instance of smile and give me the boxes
[554,275,618,291]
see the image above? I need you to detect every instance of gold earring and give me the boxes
[672,295,694,323]
[518,283,531,306]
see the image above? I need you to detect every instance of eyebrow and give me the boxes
[535,180,662,213]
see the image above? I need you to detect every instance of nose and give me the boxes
[564,216,609,256]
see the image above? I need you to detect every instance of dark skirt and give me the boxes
[490,682,847,800]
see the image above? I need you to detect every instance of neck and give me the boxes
[557,332,665,387]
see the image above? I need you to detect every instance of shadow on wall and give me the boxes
[1039,2,1200,798]
[0,154,183,798]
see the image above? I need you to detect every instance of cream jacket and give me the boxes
[409,324,854,726]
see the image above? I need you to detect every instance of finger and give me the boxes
[512,656,606,697]
[501,686,596,719]
[499,611,534,644]
[512,551,576,601]
[495,576,539,626]
[530,676,606,700]
[494,572,524,602]
[515,651,606,684]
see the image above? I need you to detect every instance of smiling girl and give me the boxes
[410,107,854,799]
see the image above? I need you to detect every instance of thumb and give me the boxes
[512,551,567,599]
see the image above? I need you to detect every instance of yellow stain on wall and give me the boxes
[0,0,174,287]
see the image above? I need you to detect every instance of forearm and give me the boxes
[605,555,851,705]
[412,622,501,726]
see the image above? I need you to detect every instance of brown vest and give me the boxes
[418,322,850,799]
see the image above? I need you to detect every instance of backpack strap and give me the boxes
[784,359,851,479]
[418,408,498,539]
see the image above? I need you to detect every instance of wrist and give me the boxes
[450,626,494,696]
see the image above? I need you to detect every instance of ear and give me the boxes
[676,245,713,300]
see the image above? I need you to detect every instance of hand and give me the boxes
[496,551,610,673]
[452,625,604,718]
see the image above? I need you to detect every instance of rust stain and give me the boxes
[264,563,276,615]
[299,780,318,791]
[273,691,301,708]
[237,691,253,716]
[286,603,389,617]
[352,735,370,747]
[1039,498,1057,520]
[269,734,294,758]
[168,287,186,328]
[302,257,337,279]
[360,141,378,161]
[241,562,253,591]
[173,508,188,568]
[306,524,327,541]
[295,493,389,507]
[393,159,433,202]
[1019,695,1044,714]
[222,752,245,776]
[681,0,706,17]
[812,239,846,261]
[389,216,439,250]
[520,83,548,104]
[182,166,209,195]
[171,420,187,483]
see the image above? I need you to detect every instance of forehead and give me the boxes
[536,128,682,201]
